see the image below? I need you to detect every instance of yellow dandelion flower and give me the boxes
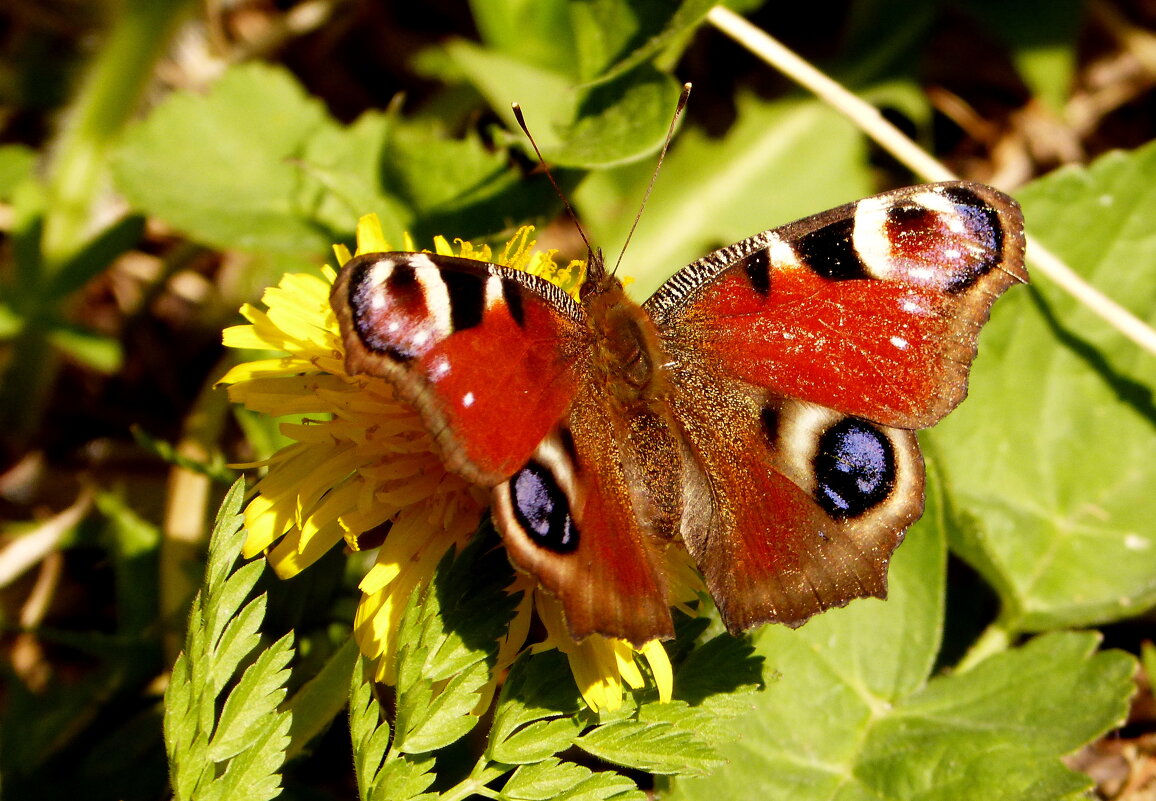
[220,215,677,706]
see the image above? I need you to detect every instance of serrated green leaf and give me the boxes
[487,650,583,764]
[113,62,337,253]
[504,758,600,800]
[199,708,291,801]
[556,770,645,801]
[398,660,492,753]
[208,632,294,761]
[576,716,724,777]
[369,753,437,801]
[350,657,393,800]
[929,141,1156,632]
[166,481,296,801]
[390,534,519,756]
[207,572,266,690]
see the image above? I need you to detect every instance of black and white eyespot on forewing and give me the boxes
[347,253,454,362]
[852,184,1004,293]
[500,430,581,555]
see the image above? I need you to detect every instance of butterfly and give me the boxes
[330,181,1027,647]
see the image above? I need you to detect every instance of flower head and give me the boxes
[220,215,679,709]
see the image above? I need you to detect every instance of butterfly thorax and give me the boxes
[582,276,672,407]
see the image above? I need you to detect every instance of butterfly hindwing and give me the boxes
[492,389,677,644]
[668,358,923,631]
[332,252,584,485]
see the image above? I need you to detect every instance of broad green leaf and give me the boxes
[668,469,1135,801]
[549,67,683,168]
[285,636,359,760]
[382,118,510,219]
[444,39,575,154]
[113,63,337,253]
[299,110,411,248]
[444,41,678,168]
[577,91,872,297]
[468,0,577,74]
[569,0,713,84]
[929,141,1156,632]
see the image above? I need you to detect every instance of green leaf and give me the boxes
[0,144,37,200]
[164,480,295,801]
[487,650,583,765]
[571,0,714,86]
[286,636,359,761]
[504,757,645,801]
[44,320,123,372]
[113,63,338,253]
[468,0,578,74]
[390,532,519,755]
[576,91,873,297]
[208,632,294,761]
[549,67,683,168]
[575,707,726,777]
[928,140,1156,632]
[667,468,1136,801]
[349,657,394,801]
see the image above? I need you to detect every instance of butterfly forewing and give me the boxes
[331,252,584,485]
[645,181,1027,430]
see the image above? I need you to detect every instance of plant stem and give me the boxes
[41,0,193,270]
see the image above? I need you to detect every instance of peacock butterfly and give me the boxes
[330,181,1027,647]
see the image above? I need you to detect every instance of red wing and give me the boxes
[667,360,924,633]
[331,252,584,486]
[492,385,679,647]
[645,182,1027,430]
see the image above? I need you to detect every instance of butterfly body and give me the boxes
[332,181,1026,647]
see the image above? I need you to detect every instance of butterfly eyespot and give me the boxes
[510,460,579,554]
[813,418,896,519]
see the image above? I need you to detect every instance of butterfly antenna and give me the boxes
[611,81,692,276]
[512,103,598,264]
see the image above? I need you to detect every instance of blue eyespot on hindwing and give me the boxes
[813,418,896,518]
[510,460,579,554]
